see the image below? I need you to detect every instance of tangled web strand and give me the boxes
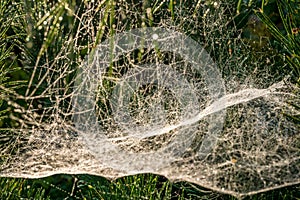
[1,1,299,199]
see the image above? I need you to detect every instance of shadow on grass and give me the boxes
[0,174,299,199]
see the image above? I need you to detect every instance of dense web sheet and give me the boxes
[1,1,299,198]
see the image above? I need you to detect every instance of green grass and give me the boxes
[0,174,299,199]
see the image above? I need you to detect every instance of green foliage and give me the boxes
[0,177,50,199]
[0,0,29,128]
[0,175,299,199]
[255,0,300,80]
[254,0,300,125]
[235,0,300,128]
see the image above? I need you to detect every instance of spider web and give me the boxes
[0,0,299,199]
